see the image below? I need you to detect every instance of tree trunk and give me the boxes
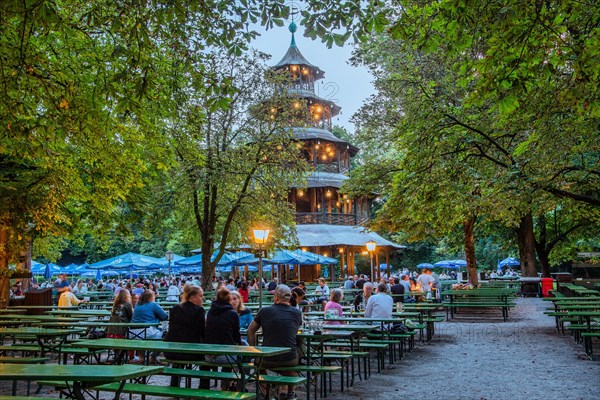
[0,223,10,308]
[516,213,538,277]
[200,240,216,292]
[535,214,551,277]
[463,216,478,286]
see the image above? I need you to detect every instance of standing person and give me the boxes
[205,288,242,391]
[230,290,253,330]
[416,268,435,292]
[364,283,393,319]
[324,289,344,325]
[247,285,302,400]
[164,285,207,388]
[54,273,70,293]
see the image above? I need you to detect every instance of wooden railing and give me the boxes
[296,212,358,225]
[315,163,350,174]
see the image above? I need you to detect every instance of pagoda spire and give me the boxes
[289,21,297,48]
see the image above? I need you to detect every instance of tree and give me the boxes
[325,1,598,278]
[157,49,309,291]
[0,0,294,303]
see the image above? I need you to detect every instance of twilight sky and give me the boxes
[250,23,375,131]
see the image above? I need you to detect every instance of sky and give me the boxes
[249,23,375,132]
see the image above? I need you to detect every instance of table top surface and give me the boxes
[0,363,162,381]
[0,327,85,336]
[47,309,110,316]
[73,338,290,357]
[322,324,376,331]
[323,317,408,323]
[0,314,86,322]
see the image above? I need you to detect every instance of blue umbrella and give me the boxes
[43,264,52,280]
[88,252,167,270]
[379,263,392,270]
[449,260,467,267]
[95,269,102,281]
[433,260,452,268]
[175,252,234,269]
[417,263,434,269]
[499,257,520,267]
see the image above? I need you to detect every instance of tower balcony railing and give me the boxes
[296,212,361,226]
[315,163,350,175]
[288,82,315,93]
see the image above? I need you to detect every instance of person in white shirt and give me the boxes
[364,283,393,319]
[416,268,435,292]
[315,278,330,308]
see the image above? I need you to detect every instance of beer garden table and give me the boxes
[72,338,290,390]
[0,363,162,399]
[0,327,85,358]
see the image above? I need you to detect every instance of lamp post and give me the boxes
[165,250,174,276]
[366,240,376,281]
[253,227,270,309]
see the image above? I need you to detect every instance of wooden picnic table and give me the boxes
[0,314,87,322]
[0,363,162,399]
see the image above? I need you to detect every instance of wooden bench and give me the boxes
[44,381,255,400]
[581,332,600,359]
[443,301,515,321]
[0,356,48,364]
[161,367,305,393]
[270,365,342,400]
[322,350,370,383]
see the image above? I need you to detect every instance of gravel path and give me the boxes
[2,297,598,400]
[331,297,600,400]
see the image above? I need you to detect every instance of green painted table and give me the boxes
[0,362,162,399]
[0,327,85,358]
[73,338,290,390]
[47,309,111,318]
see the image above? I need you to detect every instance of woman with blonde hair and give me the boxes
[229,290,253,330]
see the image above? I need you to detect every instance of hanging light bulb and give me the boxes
[321,154,327,161]
[293,102,300,109]
[298,189,304,197]
[326,190,332,198]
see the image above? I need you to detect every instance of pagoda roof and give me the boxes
[296,224,406,249]
[273,23,325,81]
[305,172,348,189]
[289,89,341,116]
[291,127,359,155]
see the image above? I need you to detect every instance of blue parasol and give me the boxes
[43,264,52,280]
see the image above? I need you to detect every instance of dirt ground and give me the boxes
[2,297,599,400]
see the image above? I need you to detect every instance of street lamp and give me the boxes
[366,240,377,281]
[253,227,270,309]
[165,250,174,276]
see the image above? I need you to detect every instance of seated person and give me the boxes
[353,282,373,312]
[248,285,302,400]
[314,278,330,308]
[58,286,87,307]
[324,289,344,324]
[364,283,393,319]
[164,285,207,388]
[205,288,242,391]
